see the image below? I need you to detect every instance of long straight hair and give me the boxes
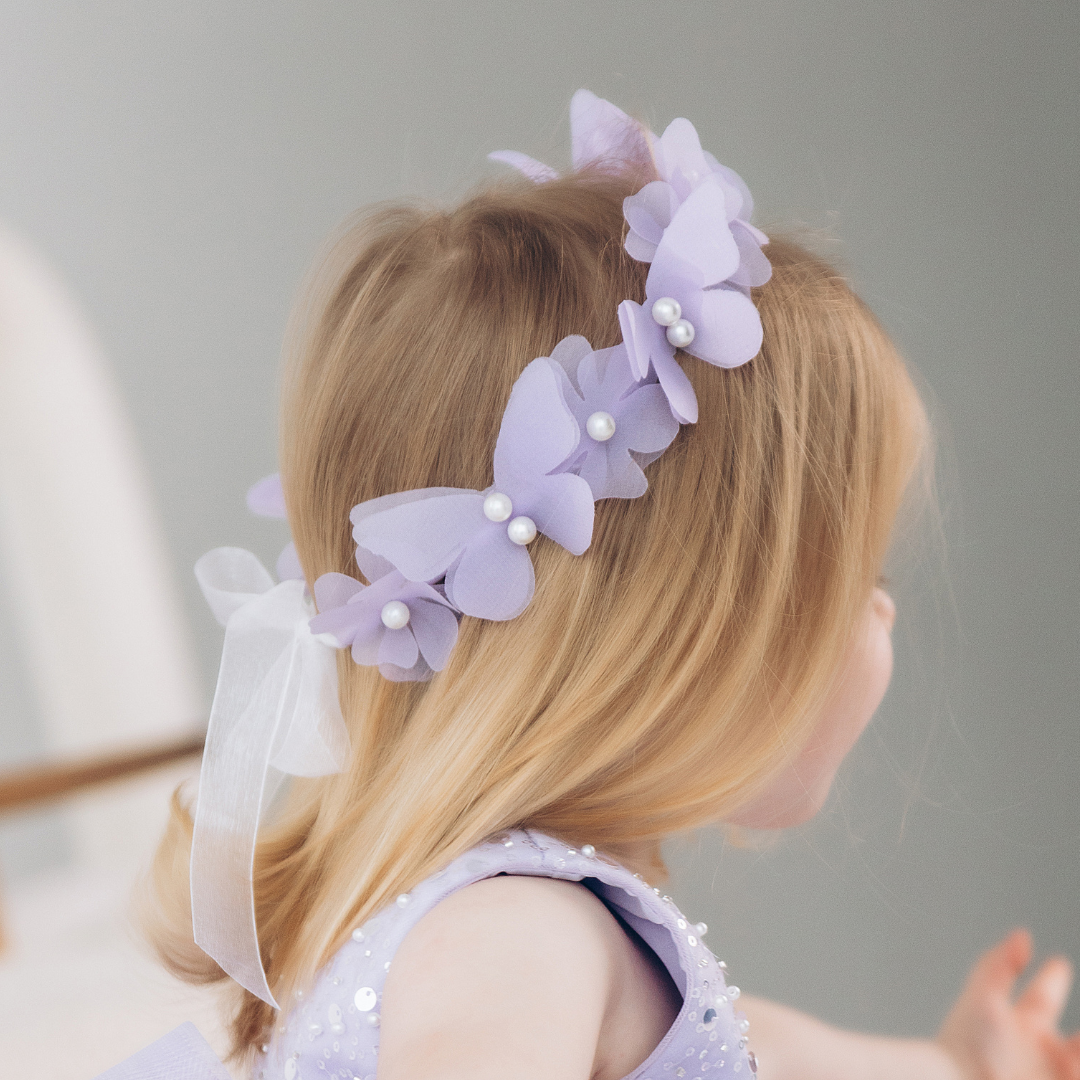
[144,168,928,1055]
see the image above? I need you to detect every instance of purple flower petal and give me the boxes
[493,357,582,493]
[548,335,594,394]
[352,488,485,583]
[681,284,764,369]
[618,301,699,424]
[378,626,419,671]
[312,572,363,613]
[656,118,712,201]
[354,545,397,585]
[648,180,740,291]
[622,181,678,263]
[651,347,699,425]
[618,299,668,382]
[705,153,755,221]
[275,542,304,582]
[570,89,650,172]
[518,472,595,555]
[487,150,559,184]
[409,598,460,671]
[728,219,773,288]
[444,523,535,621]
[246,473,287,518]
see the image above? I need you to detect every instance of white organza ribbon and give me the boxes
[191,547,349,1007]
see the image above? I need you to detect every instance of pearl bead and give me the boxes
[695,921,708,936]
[507,516,537,545]
[651,296,682,326]
[483,491,513,522]
[585,411,616,442]
[380,600,410,630]
[666,318,695,348]
[395,892,411,908]
[580,844,595,857]
[366,1012,380,1028]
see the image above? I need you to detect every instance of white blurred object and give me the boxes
[0,226,203,875]
[0,768,240,1079]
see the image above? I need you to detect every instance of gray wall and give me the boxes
[1,0,1076,1039]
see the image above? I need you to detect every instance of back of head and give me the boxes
[146,165,927,1052]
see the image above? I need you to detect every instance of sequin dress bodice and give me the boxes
[261,829,756,1080]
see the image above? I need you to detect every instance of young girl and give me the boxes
[133,92,1078,1080]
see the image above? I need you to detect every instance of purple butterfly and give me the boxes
[352,358,595,622]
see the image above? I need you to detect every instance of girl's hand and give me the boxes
[938,929,1080,1080]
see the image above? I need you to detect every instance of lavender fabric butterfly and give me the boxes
[488,88,652,181]
[352,358,595,622]
[548,335,679,500]
[619,117,772,423]
[310,548,459,683]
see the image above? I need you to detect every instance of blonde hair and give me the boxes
[144,168,927,1055]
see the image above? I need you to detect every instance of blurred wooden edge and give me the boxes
[0,732,205,814]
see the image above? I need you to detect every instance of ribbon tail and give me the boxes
[190,579,311,1008]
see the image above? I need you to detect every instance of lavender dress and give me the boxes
[260,829,756,1080]
[97,829,756,1079]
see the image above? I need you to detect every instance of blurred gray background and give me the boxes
[0,0,1076,1041]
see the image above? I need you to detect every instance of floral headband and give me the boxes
[191,90,771,1005]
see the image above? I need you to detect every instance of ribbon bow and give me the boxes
[191,547,350,1006]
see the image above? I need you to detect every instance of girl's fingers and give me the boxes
[969,929,1032,1000]
[1016,956,1073,1027]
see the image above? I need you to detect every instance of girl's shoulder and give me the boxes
[262,830,756,1080]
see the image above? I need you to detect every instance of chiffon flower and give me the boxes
[549,336,679,499]
[351,357,595,622]
[309,548,458,683]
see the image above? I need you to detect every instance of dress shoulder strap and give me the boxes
[263,829,757,1080]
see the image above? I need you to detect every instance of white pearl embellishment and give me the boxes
[586,411,616,441]
[580,844,595,857]
[651,296,682,326]
[380,600,410,630]
[483,491,513,521]
[507,516,537,545]
[666,318,696,348]
[395,892,411,907]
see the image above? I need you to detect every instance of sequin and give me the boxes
[284,1062,297,1080]
[688,935,698,947]
[676,1070,685,1078]
[329,1005,343,1024]
[308,1022,323,1035]
[702,1008,716,1024]
[748,1050,758,1073]
[354,987,377,1012]
[677,919,687,930]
